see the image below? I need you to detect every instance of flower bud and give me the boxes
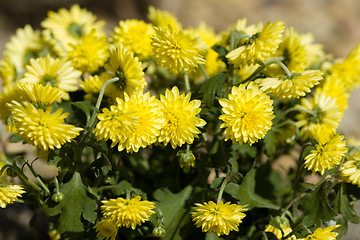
[177,150,196,168]
[51,192,65,202]
[153,227,166,238]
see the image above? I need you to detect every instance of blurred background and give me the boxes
[0,0,360,239]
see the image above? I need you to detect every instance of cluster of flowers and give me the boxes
[0,4,360,240]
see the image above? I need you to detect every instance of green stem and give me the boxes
[217,177,228,204]
[276,61,292,76]
[53,176,60,193]
[0,165,42,192]
[281,107,316,118]
[184,70,190,93]
[36,176,50,196]
[199,64,210,79]
[242,57,285,83]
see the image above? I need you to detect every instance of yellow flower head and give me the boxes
[67,29,109,73]
[41,4,105,53]
[185,21,220,50]
[80,75,103,99]
[340,151,360,187]
[204,48,227,78]
[317,76,349,113]
[303,225,340,240]
[8,101,83,151]
[0,85,23,132]
[3,25,55,74]
[0,184,25,208]
[101,196,155,229]
[20,55,81,94]
[15,83,64,105]
[101,44,146,100]
[191,201,247,236]
[226,21,285,67]
[151,27,205,74]
[219,82,275,146]
[94,219,118,240]
[257,70,323,100]
[95,92,165,153]
[112,19,154,60]
[0,58,19,88]
[295,92,342,140]
[148,6,182,30]
[304,126,347,175]
[158,86,206,148]
[264,216,296,240]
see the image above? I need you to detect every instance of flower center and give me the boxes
[309,107,324,124]
[68,23,85,38]
[114,68,127,90]
[244,32,260,45]
[40,74,57,87]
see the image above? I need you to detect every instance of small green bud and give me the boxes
[177,150,196,168]
[153,227,166,238]
[51,192,65,202]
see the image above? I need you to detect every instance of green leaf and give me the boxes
[211,45,228,64]
[205,232,223,240]
[153,185,193,240]
[334,183,360,224]
[301,180,337,226]
[232,142,257,158]
[71,101,96,122]
[45,172,97,233]
[211,177,225,190]
[9,133,24,143]
[108,180,145,198]
[199,72,226,107]
[224,168,280,210]
[264,129,276,159]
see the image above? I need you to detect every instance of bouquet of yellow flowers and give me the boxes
[0,4,360,240]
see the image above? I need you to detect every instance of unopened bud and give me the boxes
[153,227,166,238]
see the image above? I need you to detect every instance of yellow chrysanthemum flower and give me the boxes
[226,21,285,67]
[191,201,247,236]
[219,83,275,146]
[20,55,81,94]
[304,127,347,175]
[185,21,219,50]
[148,6,182,30]
[3,25,55,75]
[264,217,297,240]
[94,219,118,240]
[327,45,360,91]
[0,85,22,132]
[0,184,26,208]
[67,29,109,73]
[151,27,205,74]
[0,58,19,88]
[256,70,323,100]
[101,196,155,230]
[158,86,206,148]
[204,49,227,78]
[340,151,360,187]
[15,83,64,105]
[302,225,340,240]
[317,76,349,113]
[295,92,342,140]
[267,27,310,76]
[112,19,154,60]
[95,92,165,153]
[41,4,105,53]
[80,75,103,99]
[101,44,146,100]
[300,33,325,67]
[8,101,83,151]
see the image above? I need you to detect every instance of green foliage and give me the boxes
[199,72,226,107]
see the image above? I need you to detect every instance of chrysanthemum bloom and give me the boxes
[147,6,182,30]
[327,45,360,91]
[317,77,349,113]
[67,30,109,73]
[41,4,105,53]
[80,75,103,99]
[151,27,205,74]
[219,83,275,145]
[20,55,81,95]
[267,27,311,76]
[295,92,342,140]
[304,126,347,175]
[256,70,323,100]
[3,25,55,74]
[191,201,248,236]
[158,86,206,148]
[302,225,340,240]
[264,217,296,240]
[94,92,165,153]
[0,184,25,208]
[8,101,83,151]
[0,58,19,88]
[340,151,360,187]
[0,85,23,132]
[101,44,146,100]
[226,21,284,67]
[94,219,118,240]
[101,196,155,229]
[112,19,154,60]
[15,83,64,105]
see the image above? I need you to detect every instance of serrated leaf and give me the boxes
[71,101,95,121]
[232,142,257,158]
[153,186,193,240]
[264,129,276,159]
[301,180,337,226]
[46,172,97,233]
[108,180,145,198]
[224,168,280,210]
[199,72,226,107]
[211,45,228,64]
[334,183,360,224]
[9,133,24,143]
